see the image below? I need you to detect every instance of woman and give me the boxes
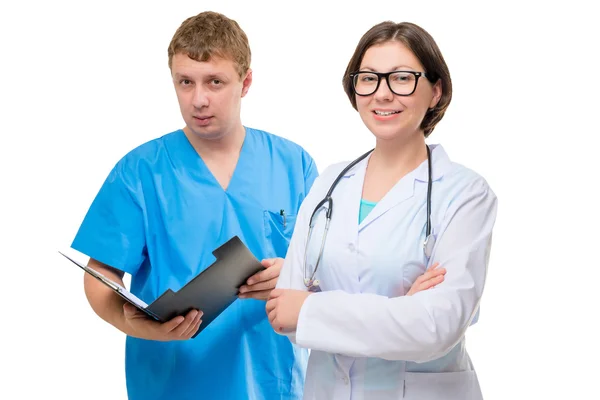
[266,20,498,400]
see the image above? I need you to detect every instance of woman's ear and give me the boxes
[429,79,442,109]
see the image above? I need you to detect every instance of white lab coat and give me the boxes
[276,144,498,400]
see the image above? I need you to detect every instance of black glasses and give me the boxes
[349,70,428,96]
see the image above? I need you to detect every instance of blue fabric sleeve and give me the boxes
[303,151,319,193]
[71,160,146,276]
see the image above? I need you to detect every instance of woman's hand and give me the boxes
[266,289,312,333]
[406,262,446,296]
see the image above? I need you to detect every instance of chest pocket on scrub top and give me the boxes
[263,209,296,258]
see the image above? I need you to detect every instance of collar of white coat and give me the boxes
[341,143,451,182]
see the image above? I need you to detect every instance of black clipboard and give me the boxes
[61,236,265,338]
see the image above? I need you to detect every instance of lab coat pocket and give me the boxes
[263,210,297,258]
[404,370,482,400]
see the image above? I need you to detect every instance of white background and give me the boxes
[1,0,598,399]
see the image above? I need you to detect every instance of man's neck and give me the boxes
[183,124,246,161]
[183,124,247,191]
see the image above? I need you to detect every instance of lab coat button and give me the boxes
[342,376,349,384]
[348,243,355,252]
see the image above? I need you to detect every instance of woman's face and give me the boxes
[354,41,441,142]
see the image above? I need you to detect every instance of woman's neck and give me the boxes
[371,133,427,177]
[362,132,428,202]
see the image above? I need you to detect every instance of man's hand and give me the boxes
[238,258,283,300]
[123,303,203,341]
[265,289,312,333]
[406,262,446,296]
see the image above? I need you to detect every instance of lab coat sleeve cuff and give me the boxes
[295,291,335,349]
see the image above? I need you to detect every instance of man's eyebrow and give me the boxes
[173,73,192,79]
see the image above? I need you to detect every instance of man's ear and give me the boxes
[241,69,253,98]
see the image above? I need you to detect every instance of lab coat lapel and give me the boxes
[357,144,450,231]
[358,173,416,232]
[336,156,369,227]
[335,159,368,292]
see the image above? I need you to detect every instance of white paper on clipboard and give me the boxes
[59,251,151,312]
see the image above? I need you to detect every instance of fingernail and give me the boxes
[239,287,246,293]
[247,279,254,285]
[199,311,204,317]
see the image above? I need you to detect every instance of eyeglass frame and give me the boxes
[349,70,431,97]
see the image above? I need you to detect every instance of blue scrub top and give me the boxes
[72,127,318,400]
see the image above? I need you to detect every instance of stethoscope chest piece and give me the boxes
[423,234,436,258]
[304,278,321,292]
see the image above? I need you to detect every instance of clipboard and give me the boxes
[60,236,265,338]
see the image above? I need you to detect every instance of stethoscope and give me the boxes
[303,145,434,292]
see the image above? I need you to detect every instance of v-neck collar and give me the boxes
[337,144,451,230]
[170,127,251,193]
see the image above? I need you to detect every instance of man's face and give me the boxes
[171,53,252,140]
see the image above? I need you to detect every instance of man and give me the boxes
[71,11,317,400]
